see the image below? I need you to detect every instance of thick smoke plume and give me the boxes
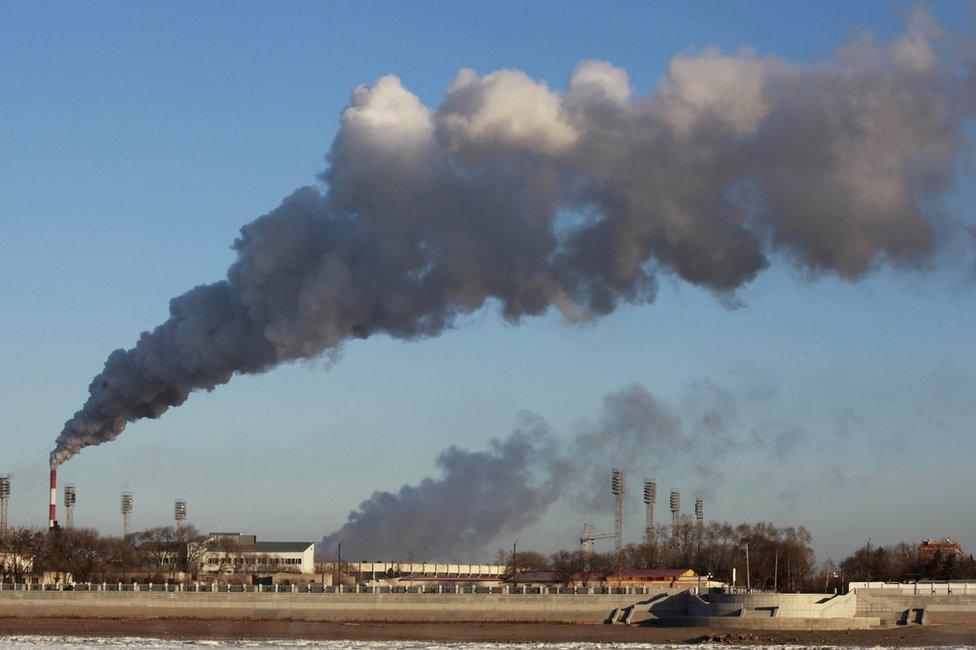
[321,381,752,561]
[54,13,975,466]
[321,413,565,560]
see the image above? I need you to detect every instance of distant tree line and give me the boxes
[499,520,976,591]
[5,520,973,588]
[0,525,207,582]
[499,518,819,591]
[836,542,976,582]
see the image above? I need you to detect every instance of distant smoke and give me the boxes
[321,381,752,561]
[321,413,564,561]
[53,11,975,466]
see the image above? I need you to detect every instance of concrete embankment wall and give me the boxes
[625,591,864,627]
[855,591,976,625]
[0,591,653,624]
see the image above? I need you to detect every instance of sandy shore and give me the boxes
[2,617,976,645]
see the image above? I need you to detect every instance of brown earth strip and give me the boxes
[2,617,976,645]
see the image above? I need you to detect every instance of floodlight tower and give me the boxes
[611,469,625,554]
[669,489,681,535]
[64,484,77,529]
[174,500,187,532]
[694,496,704,565]
[121,491,133,537]
[0,475,10,532]
[643,479,656,543]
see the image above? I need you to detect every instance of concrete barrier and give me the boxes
[855,591,976,625]
[6,587,975,629]
[653,615,880,630]
[0,591,654,624]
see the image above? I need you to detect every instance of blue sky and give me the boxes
[1,1,975,563]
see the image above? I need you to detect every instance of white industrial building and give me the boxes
[195,532,315,575]
[347,561,508,585]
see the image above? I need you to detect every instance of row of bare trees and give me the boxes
[499,518,818,591]
[0,525,215,582]
[837,542,976,582]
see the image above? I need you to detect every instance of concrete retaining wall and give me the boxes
[636,591,857,621]
[654,615,879,630]
[0,591,653,623]
[855,591,976,624]
[6,588,976,628]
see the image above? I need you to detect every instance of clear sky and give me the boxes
[1,1,974,564]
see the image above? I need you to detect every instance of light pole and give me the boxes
[512,539,519,590]
[334,541,343,588]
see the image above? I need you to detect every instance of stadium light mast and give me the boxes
[643,479,656,543]
[669,489,681,538]
[64,483,77,529]
[174,500,187,533]
[611,469,625,554]
[121,491,133,537]
[0,475,10,531]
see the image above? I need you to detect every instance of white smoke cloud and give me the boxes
[53,12,976,466]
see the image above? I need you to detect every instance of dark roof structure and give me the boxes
[206,533,312,553]
[249,541,314,553]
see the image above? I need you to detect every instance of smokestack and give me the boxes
[48,469,57,529]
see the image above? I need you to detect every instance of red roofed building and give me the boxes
[614,568,698,587]
[509,568,700,588]
[920,538,965,562]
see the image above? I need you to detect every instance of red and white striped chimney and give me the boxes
[48,469,57,529]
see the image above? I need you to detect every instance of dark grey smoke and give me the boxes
[320,413,564,561]
[53,12,976,466]
[320,382,745,560]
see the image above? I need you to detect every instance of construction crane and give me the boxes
[580,522,617,555]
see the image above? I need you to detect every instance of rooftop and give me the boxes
[206,533,313,554]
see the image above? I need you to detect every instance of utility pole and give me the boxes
[866,538,871,583]
[512,539,519,590]
[745,543,751,591]
[334,542,343,588]
[774,546,779,592]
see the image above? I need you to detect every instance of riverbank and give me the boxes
[2,617,976,646]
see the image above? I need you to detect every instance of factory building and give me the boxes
[344,561,508,587]
[510,568,705,589]
[194,533,315,575]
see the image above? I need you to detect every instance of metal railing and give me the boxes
[0,581,670,596]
